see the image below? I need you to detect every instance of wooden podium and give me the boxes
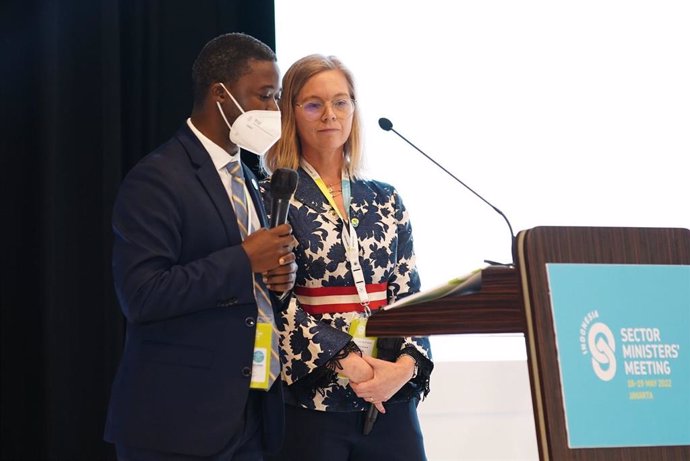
[366,226,690,461]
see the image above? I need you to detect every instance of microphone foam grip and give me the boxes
[378,117,393,131]
[270,168,298,199]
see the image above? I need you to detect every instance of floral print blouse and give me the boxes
[261,167,432,412]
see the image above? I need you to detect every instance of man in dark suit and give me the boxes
[104,33,297,460]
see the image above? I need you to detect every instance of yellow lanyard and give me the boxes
[300,160,371,315]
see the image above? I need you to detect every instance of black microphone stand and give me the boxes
[379,117,515,265]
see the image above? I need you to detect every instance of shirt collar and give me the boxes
[186,118,240,171]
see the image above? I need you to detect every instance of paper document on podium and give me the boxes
[382,268,483,311]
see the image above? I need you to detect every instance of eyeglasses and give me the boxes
[295,98,356,121]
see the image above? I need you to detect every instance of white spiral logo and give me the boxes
[588,322,616,381]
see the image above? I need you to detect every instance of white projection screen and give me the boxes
[275,0,690,361]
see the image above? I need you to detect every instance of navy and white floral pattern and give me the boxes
[262,168,432,412]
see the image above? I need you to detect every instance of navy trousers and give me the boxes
[266,399,426,461]
[116,393,264,461]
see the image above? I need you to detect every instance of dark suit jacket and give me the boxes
[104,123,284,456]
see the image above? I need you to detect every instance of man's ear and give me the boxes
[211,82,227,103]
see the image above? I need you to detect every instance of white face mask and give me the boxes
[216,83,281,155]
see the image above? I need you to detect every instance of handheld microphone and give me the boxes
[269,168,299,227]
[378,117,515,263]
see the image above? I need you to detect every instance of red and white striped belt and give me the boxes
[294,283,388,315]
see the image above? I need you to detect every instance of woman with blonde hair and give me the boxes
[262,54,433,461]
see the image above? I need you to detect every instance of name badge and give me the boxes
[250,322,274,390]
[337,315,379,384]
[349,315,378,358]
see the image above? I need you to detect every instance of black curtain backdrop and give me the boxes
[1,1,275,459]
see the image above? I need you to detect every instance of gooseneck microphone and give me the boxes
[269,168,299,227]
[378,117,515,263]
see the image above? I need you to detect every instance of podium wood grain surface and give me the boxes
[366,265,525,336]
[518,226,690,461]
[366,226,690,461]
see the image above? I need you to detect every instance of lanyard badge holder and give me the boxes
[300,161,379,357]
[342,222,378,358]
[238,203,276,391]
[301,161,384,436]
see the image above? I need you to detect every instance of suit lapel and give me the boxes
[243,164,269,229]
[175,125,243,244]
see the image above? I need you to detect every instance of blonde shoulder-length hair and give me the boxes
[262,54,363,178]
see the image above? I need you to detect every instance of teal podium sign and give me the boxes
[546,263,690,448]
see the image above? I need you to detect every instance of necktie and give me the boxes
[227,161,280,388]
